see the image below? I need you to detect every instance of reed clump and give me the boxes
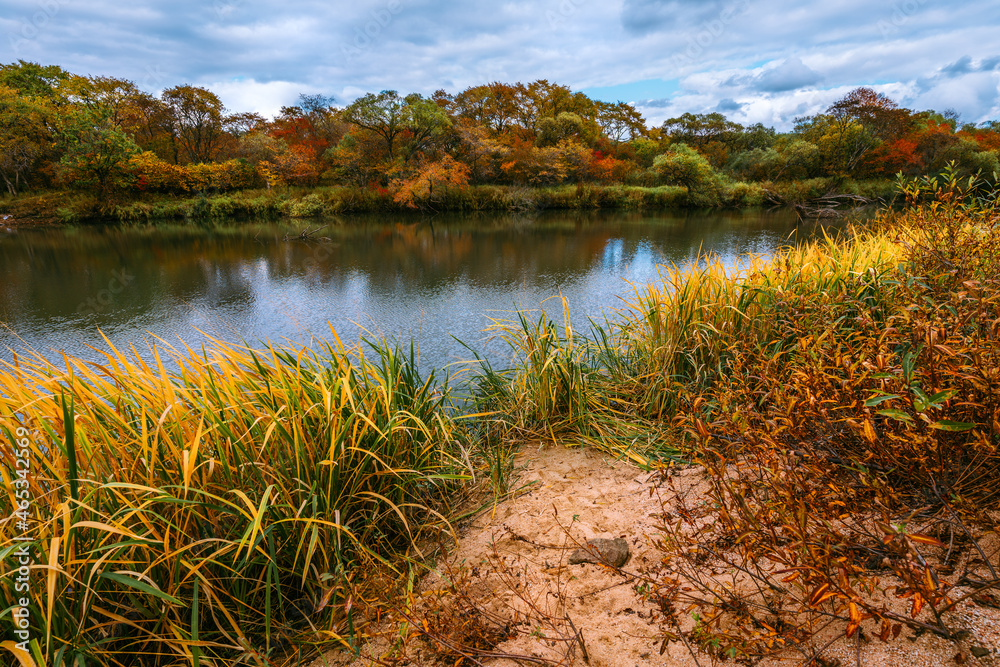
[0,333,479,666]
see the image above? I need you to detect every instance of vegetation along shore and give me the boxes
[1,60,998,225]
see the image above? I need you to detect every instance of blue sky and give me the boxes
[2,0,999,129]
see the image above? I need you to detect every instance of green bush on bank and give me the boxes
[3,176,895,226]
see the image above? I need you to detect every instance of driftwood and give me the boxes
[793,193,875,221]
[283,225,330,242]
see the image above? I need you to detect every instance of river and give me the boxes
[0,208,830,376]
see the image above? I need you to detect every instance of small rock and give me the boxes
[970,646,990,658]
[568,538,630,567]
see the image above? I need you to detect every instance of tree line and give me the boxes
[1,59,998,208]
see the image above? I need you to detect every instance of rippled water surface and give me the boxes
[0,209,828,372]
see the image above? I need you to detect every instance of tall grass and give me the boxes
[0,332,473,665]
[619,228,903,415]
[474,228,903,467]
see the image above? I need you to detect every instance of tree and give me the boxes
[342,90,407,156]
[70,76,142,127]
[392,155,470,208]
[652,144,716,188]
[58,106,141,199]
[400,93,452,157]
[452,82,521,135]
[162,85,227,163]
[815,87,912,176]
[0,60,71,101]
[122,92,176,163]
[661,113,742,150]
[225,111,266,138]
[595,101,646,143]
[536,112,589,147]
[0,84,53,195]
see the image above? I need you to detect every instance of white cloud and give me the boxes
[0,0,998,126]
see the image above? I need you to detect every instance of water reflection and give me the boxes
[0,209,826,372]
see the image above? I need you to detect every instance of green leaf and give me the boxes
[877,409,915,424]
[99,572,182,606]
[865,394,900,407]
[929,420,977,432]
[927,389,957,406]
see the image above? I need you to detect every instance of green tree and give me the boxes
[661,112,742,150]
[342,90,407,156]
[400,93,452,157]
[58,107,141,199]
[536,112,591,147]
[0,60,71,101]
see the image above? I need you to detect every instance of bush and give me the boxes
[651,144,715,189]
[288,193,327,217]
[722,180,766,207]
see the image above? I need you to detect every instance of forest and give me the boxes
[1,58,999,219]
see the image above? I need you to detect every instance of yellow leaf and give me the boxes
[0,641,36,667]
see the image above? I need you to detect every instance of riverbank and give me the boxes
[0,178,896,226]
[2,173,996,666]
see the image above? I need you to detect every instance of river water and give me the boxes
[0,209,826,375]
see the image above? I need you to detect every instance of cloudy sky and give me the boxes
[3,0,999,129]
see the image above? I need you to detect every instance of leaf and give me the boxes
[809,583,830,607]
[928,389,957,405]
[877,409,914,424]
[100,572,182,606]
[908,533,945,548]
[0,641,36,667]
[865,394,900,407]
[929,420,977,432]
[911,593,924,618]
[849,601,862,624]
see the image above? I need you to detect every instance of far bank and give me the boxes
[0,178,895,227]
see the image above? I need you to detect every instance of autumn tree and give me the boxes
[162,85,227,164]
[392,155,470,208]
[799,87,912,177]
[0,85,53,195]
[226,111,266,138]
[69,76,143,127]
[452,121,505,183]
[271,94,345,162]
[452,82,522,135]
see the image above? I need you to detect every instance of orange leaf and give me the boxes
[908,533,945,548]
[809,583,831,607]
[849,601,862,625]
[911,593,924,618]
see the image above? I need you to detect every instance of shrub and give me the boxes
[288,192,327,217]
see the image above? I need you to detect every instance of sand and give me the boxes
[310,443,1000,667]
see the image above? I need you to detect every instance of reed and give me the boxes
[0,332,475,666]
